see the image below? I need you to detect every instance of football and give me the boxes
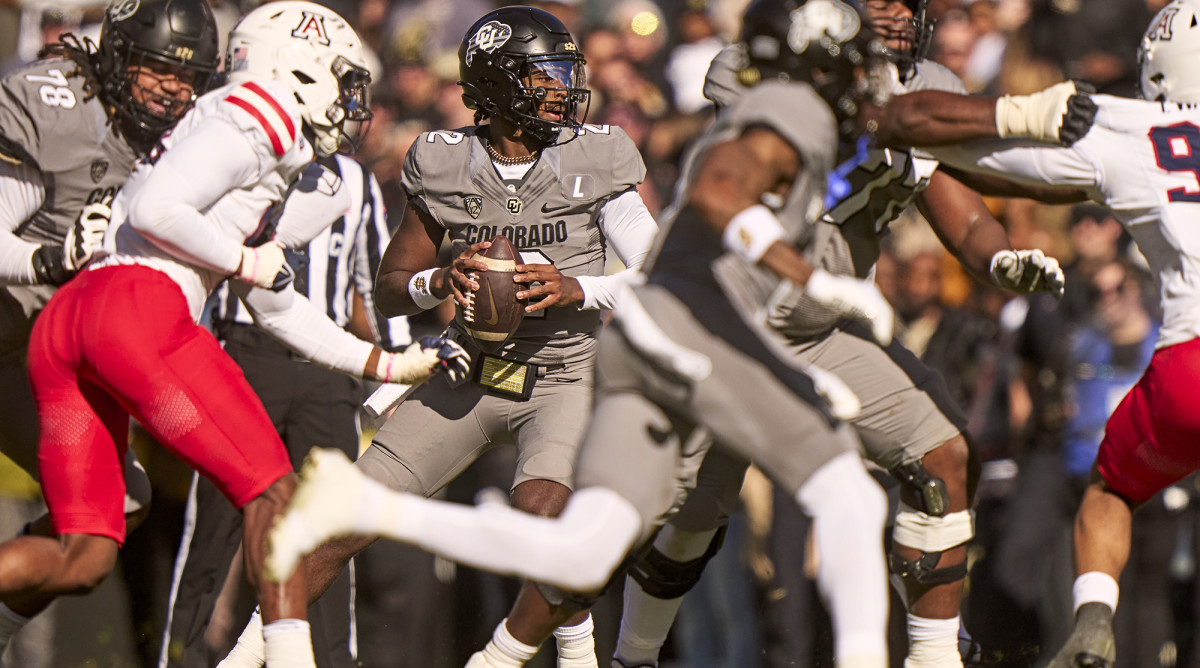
[455,235,526,352]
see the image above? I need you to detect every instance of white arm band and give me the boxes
[407,268,443,310]
[722,204,786,263]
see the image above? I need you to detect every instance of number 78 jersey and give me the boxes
[0,59,139,247]
[932,94,1200,351]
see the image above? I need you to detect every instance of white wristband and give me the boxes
[408,268,443,310]
[722,204,786,263]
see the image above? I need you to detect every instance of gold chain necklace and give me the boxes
[485,140,538,166]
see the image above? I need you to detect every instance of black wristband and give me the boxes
[31,245,71,286]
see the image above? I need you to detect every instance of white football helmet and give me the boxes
[226,0,372,156]
[1139,0,1200,104]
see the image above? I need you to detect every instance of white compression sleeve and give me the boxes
[374,486,642,594]
[128,119,260,275]
[574,189,658,310]
[615,525,719,665]
[237,281,375,377]
[795,451,890,667]
[0,160,46,285]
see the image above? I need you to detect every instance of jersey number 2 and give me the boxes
[1151,122,1200,202]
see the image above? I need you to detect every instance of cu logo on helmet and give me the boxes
[788,0,861,52]
[108,0,139,22]
[291,11,331,46]
[465,21,513,67]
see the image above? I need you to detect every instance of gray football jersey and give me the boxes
[0,59,139,246]
[0,59,140,343]
[645,81,835,319]
[401,124,646,366]
[768,59,968,339]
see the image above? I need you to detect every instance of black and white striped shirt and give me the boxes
[208,154,410,349]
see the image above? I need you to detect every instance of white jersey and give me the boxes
[933,94,1200,349]
[95,78,313,319]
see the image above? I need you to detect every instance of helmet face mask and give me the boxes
[458,7,590,145]
[226,1,373,156]
[98,0,221,142]
[867,0,933,78]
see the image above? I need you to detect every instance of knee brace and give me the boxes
[628,525,727,600]
[890,460,951,517]
[889,503,974,586]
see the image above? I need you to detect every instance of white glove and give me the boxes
[804,269,894,346]
[375,337,472,385]
[236,241,287,289]
[990,249,1065,298]
[995,81,1083,144]
[804,364,861,421]
[65,202,110,272]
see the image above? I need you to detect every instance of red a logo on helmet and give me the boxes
[291,11,331,46]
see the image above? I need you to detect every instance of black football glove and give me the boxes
[419,335,472,383]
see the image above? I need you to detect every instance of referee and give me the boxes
[157,154,406,668]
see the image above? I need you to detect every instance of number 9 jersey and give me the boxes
[932,94,1200,351]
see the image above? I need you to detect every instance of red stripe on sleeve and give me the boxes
[226,95,284,156]
[243,81,297,143]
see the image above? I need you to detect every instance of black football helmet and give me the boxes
[458,6,589,145]
[738,0,890,139]
[872,0,934,80]
[97,0,220,141]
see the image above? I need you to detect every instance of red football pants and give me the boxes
[1098,336,1200,504]
[27,265,292,543]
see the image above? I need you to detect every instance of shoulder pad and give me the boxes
[222,80,301,157]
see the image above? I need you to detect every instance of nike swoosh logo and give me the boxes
[541,203,569,214]
[483,288,499,326]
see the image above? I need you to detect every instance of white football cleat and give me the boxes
[265,448,371,582]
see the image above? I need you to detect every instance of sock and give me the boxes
[905,614,962,668]
[797,453,889,666]
[554,614,597,667]
[613,576,683,666]
[0,603,30,656]
[1073,571,1119,613]
[263,619,316,668]
[474,618,539,667]
[217,609,264,668]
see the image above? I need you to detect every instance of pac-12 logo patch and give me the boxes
[465,21,512,66]
[465,196,483,219]
[90,159,109,183]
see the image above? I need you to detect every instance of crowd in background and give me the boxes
[0,0,1197,666]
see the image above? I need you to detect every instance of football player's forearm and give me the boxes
[240,282,376,376]
[0,161,49,284]
[867,91,998,148]
[941,166,1088,204]
[375,265,452,317]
